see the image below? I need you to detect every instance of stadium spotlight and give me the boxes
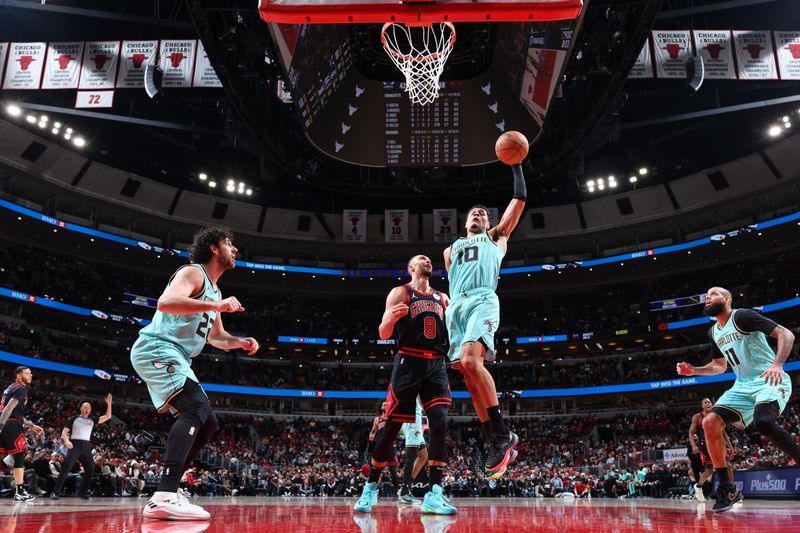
[768,125,782,137]
[597,181,605,190]
[783,116,789,123]
[609,180,617,189]
[638,167,648,176]
[6,104,22,117]
[226,183,235,192]
[246,189,252,196]
[198,173,208,181]
[785,122,791,129]
[73,137,86,147]
[26,115,36,123]
[40,115,48,122]
[209,181,217,188]
[629,176,637,184]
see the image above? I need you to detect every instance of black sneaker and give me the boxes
[50,492,61,500]
[14,489,35,503]
[712,486,743,512]
[485,431,519,479]
[80,493,90,500]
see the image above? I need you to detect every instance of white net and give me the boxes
[381,22,456,106]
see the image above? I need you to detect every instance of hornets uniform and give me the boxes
[710,308,790,428]
[446,233,504,362]
[384,284,451,424]
[130,264,220,413]
[402,400,427,448]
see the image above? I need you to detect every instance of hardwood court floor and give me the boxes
[1,496,797,532]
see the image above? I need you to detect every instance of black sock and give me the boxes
[429,466,443,488]
[402,451,415,489]
[368,464,384,484]
[481,421,491,442]
[486,406,507,436]
[715,467,731,487]
[765,427,800,461]
[389,465,399,492]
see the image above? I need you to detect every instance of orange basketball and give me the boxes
[495,130,529,165]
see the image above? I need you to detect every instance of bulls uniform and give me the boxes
[0,382,28,457]
[695,412,713,467]
[384,284,451,424]
[374,416,399,467]
[446,233,504,362]
[710,309,790,429]
[130,263,220,413]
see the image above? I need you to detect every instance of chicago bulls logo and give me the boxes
[131,53,146,68]
[55,54,73,70]
[17,55,35,70]
[786,43,800,60]
[704,43,724,60]
[92,53,110,69]
[663,44,684,59]
[392,217,402,227]
[350,217,360,235]
[744,43,764,59]
[168,52,186,68]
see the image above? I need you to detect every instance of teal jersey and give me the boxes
[138,264,220,359]
[448,233,505,296]
[711,308,777,381]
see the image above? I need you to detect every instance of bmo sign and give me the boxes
[715,467,800,496]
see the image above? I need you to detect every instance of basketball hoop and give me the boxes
[381,22,456,106]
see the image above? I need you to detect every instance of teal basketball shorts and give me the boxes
[446,290,500,363]
[403,424,426,447]
[714,373,791,429]
[130,335,203,413]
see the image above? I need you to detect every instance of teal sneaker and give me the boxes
[421,484,457,515]
[354,482,379,513]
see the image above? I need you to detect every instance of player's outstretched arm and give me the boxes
[688,414,700,453]
[379,286,409,340]
[489,165,526,243]
[207,313,260,355]
[98,394,113,425]
[677,358,727,377]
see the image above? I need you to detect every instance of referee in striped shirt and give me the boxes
[51,394,112,499]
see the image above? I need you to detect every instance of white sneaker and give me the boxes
[143,490,211,521]
[694,484,705,502]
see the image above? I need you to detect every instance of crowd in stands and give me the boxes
[4,386,800,500]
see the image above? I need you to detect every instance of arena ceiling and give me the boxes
[0,0,798,211]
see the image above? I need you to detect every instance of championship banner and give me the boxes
[520,48,567,126]
[42,42,84,89]
[433,208,458,243]
[652,30,691,78]
[79,41,121,89]
[342,209,367,243]
[628,40,654,78]
[733,31,777,79]
[2,42,46,90]
[0,43,9,85]
[117,40,158,88]
[159,40,197,88]
[693,31,736,79]
[775,32,800,80]
[192,41,222,88]
[385,209,409,242]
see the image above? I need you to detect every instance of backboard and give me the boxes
[259,0,583,25]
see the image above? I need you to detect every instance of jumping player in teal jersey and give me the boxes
[443,165,526,480]
[131,227,259,521]
[677,286,797,513]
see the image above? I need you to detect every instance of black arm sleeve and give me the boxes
[64,416,76,434]
[512,165,527,200]
[733,308,778,335]
[708,327,724,360]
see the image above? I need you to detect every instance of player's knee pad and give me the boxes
[426,405,448,462]
[178,399,212,428]
[754,402,780,436]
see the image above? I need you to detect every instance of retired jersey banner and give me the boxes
[193,41,222,88]
[775,32,800,80]
[0,43,8,84]
[159,40,196,88]
[117,40,158,88]
[2,42,46,90]
[75,90,114,108]
[652,30,691,78]
[693,31,736,79]
[733,31,777,79]
[79,41,120,89]
[628,40,653,78]
[42,42,84,89]
[433,208,458,243]
[343,209,367,242]
[520,48,567,126]
[385,209,409,242]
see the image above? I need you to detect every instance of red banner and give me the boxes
[693,31,736,79]
[117,40,158,88]
[652,31,692,78]
[2,42,46,90]
[159,40,196,88]
[775,31,800,80]
[733,31,777,79]
[42,42,84,89]
[79,41,121,89]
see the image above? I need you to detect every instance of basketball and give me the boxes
[495,130,529,165]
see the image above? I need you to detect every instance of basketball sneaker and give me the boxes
[486,446,519,481]
[420,484,457,515]
[398,486,421,505]
[712,485,743,513]
[143,490,210,520]
[353,482,378,513]
[13,488,35,503]
[693,483,705,502]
